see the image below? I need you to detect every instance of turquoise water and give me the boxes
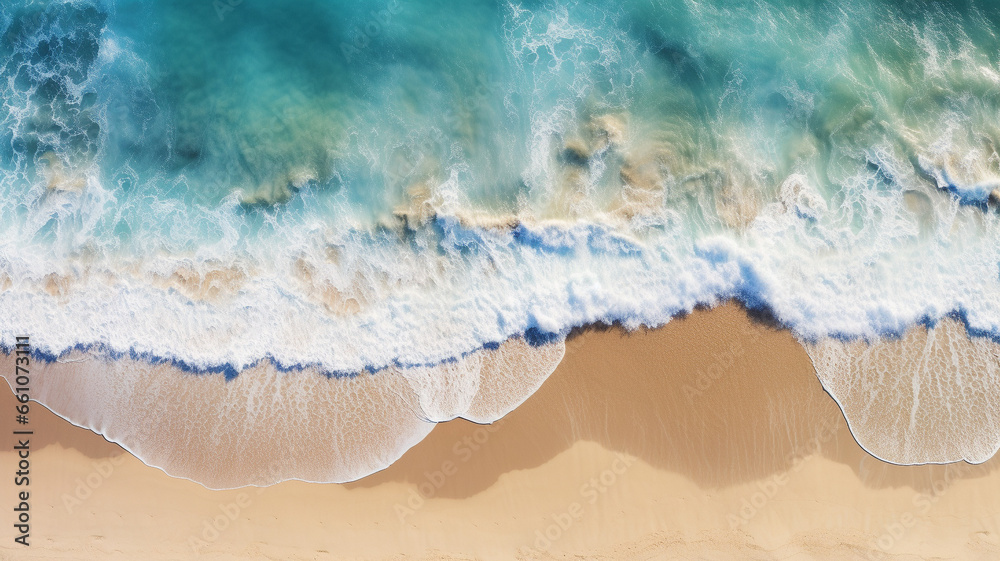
[2,0,1000,372]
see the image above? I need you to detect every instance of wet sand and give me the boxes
[2,303,999,560]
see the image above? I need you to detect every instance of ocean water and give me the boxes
[3,0,1000,484]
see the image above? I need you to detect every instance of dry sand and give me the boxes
[2,303,1000,560]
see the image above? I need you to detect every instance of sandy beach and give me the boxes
[2,304,999,560]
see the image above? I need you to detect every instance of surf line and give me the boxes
[11,335,32,547]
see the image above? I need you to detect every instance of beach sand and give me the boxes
[2,303,1000,560]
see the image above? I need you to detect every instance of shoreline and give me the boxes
[8,299,998,490]
[3,303,1000,559]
